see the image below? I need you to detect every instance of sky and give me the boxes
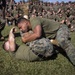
[15,0,75,3]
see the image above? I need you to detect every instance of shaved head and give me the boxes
[17,17,29,25]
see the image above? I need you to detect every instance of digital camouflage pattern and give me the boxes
[28,38,54,58]
[56,24,75,65]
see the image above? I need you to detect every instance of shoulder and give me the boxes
[30,17,41,23]
[30,17,41,30]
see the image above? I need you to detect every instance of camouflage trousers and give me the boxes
[27,38,54,58]
[56,24,75,65]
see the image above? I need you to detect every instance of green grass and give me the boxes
[0,26,75,75]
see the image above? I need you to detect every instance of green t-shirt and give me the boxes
[30,17,60,39]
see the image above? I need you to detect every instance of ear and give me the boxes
[24,21,28,25]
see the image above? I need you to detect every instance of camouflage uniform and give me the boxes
[12,6,18,26]
[28,38,53,58]
[10,38,54,61]
[56,24,75,65]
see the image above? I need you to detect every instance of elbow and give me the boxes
[36,33,41,39]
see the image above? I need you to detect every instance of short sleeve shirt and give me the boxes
[30,17,60,39]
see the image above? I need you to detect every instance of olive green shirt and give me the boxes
[30,17,60,39]
[12,9,18,17]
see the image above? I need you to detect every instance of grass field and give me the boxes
[0,26,75,75]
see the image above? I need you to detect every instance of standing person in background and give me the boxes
[0,0,6,40]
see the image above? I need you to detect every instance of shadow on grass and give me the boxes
[39,44,74,66]
[53,45,75,66]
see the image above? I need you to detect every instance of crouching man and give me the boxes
[3,27,54,61]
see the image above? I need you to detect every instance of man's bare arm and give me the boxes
[8,27,16,51]
[21,25,42,43]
